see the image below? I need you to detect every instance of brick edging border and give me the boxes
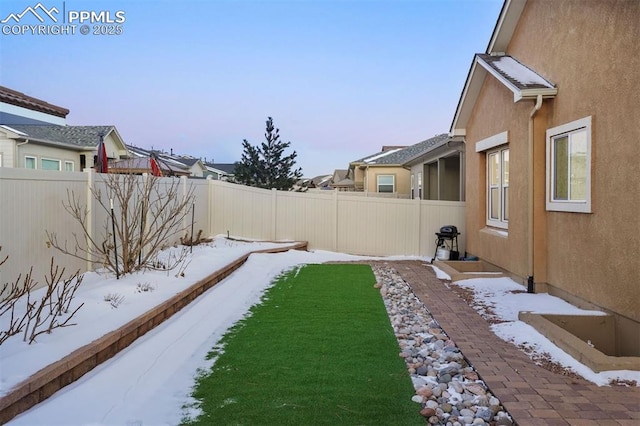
[0,241,307,424]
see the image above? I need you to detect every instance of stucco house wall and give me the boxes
[463,0,640,336]
[362,165,410,195]
[506,0,640,326]
[465,75,532,278]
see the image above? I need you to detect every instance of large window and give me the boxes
[546,116,591,213]
[377,175,395,193]
[41,158,61,171]
[487,147,509,228]
[25,156,36,169]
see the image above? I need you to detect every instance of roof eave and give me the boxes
[16,136,88,151]
[450,58,486,135]
[487,0,527,54]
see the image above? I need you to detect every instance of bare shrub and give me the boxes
[47,173,195,276]
[0,247,84,345]
[24,259,85,344]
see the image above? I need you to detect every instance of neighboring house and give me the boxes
[109,157,191,177]
[126,145,208,177]
[450,0,639,353]
[0,86,128,171]
[401,133,464,201]
[3,124,128,172]
[349,146,409,195]
[329,169,354,191]
[348,135,461,199]
[172,157,207,177]
[309,174,333,190]
[204,163,235,180]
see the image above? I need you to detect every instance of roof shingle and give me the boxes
[7,124,115,148]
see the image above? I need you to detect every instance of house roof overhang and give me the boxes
[0,86,69,118]
[450,0,557,137]
[403,140,461,167]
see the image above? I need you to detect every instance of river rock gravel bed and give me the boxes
[372,264,514,426]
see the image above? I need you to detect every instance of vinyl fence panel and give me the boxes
[0,168,88,292]
[1,173,466,297]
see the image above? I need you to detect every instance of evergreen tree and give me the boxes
[233,117,303,190]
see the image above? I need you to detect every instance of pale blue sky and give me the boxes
[1,0,503,177]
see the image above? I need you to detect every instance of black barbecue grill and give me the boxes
[431,225,460,263]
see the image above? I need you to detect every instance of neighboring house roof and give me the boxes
[173,157,199,167]
[127,144,192,170]
[450,0,557,136]
[352,148,405,166]
[6,124,121,150]
[332,169,349,181]
[399,134,450,166]
[0,86,69,118]
[352,134,449,167]
[206,163,236,174]
[310,174,332,188]
[330,169,354,188]
[110,157,190,176]
[332,177,354,187]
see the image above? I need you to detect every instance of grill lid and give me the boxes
[439,225,458,235]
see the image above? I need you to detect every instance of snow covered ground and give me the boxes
[2,238,638,425]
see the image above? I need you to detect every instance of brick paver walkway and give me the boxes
[388,260,640,426]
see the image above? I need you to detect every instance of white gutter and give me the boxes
[527,94,543,293]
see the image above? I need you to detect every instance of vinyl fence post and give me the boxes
[271,188,277,240]
[333,189,339,252]
[110,198,119,279]
[190,202,195,253]
[206,175,213,238]
[416,198,422,256]
[85,169,94,272]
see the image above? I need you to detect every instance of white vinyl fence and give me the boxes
[1,169,465,293]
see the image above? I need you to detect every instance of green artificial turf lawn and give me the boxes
[183,263,423,425]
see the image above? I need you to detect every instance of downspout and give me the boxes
[527,94,543,293]
[15,139,29,167]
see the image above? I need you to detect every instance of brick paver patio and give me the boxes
[388,260,640,425]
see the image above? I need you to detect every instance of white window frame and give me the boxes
[25,156,37,169]
[546,116,592,213]
[486,147,509,229]
[41,158,61,171]
[417,172,422,199]
[476,131,509,230]
[376,174,395,193]
[64,160,74,172]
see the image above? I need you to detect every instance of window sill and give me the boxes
[480,227,508,239]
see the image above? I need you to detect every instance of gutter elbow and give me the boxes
[530,94,543,118]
